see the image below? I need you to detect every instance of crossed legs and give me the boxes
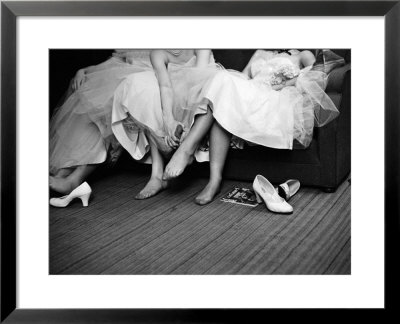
[50,107,231,203]
[163,108,214,180]
[135,108,214,199]
[149,108,231,205]
[50,164,97,195]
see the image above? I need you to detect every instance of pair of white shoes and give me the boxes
[50,182,92,208]
[50,176,299,212]
[253,175,300,214]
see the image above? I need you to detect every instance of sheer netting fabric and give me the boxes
[49,50,152,174]
[196,50,339,150]
[111,54,221,162]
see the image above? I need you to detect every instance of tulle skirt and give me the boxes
[197,67,339,150]
[49,56,153,174]
[112,57,221,162]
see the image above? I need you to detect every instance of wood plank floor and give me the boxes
[50,168,351,275]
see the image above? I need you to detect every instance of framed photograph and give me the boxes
[1,0,399,322]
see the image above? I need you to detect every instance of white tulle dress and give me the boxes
[49,50,152,175]
[112,54,221,162]
[198,50,339,149]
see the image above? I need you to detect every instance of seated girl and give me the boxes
[49,50,153,195]
[111,49,221,199]
[191,49,340,204]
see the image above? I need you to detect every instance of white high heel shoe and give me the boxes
[253,175,293,214]
[50,182,92,207]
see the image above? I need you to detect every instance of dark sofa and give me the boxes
[196,49,351,192]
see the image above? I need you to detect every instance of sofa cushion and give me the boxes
[326,64,351,92]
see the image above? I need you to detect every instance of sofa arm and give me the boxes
[326,63,351,93]
[317,65,351,189]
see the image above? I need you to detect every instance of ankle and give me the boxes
[150,166,164,180]
[209,176,222,187]
[150,174,163,182]
[66,175,81,186]
[179,140,197,156]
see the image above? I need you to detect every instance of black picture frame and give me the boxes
[1,0,399,322]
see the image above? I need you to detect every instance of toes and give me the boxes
[135,190,149,200]
[135,192,149,200]
[136,178,169,199]
[162,167,170,180]
[195,184,221,206]
[135,188,161,200]
[163,168,182,180]
[163,170,174,181]
[194,196,211,206]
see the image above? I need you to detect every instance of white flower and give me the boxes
[278,64,300,79]
[270,75,283,85]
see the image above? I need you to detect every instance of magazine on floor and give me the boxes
[220,187,259,207]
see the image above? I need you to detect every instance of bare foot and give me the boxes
[194,178,222,205]
[163,148,194,180]
[135,177,169,200]
[49,176,79,195]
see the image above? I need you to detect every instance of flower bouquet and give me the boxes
[270,64,300,85]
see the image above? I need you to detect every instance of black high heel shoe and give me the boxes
[277,179,300,201]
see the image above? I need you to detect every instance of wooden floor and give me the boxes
[49,168,351,275]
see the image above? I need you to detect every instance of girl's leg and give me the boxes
[135,134,169,199]
[163,108,214,180]
[54,167,74,178]
[195,121,231,205]
[50,164,97,194]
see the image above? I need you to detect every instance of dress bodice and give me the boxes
[112,49,152,66]
[167,52,216,71]
[250,51,299,85]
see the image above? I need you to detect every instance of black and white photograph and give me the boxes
[49,48,351,275]
[3,0,399,319]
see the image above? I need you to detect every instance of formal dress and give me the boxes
[49,50,152,174]
[112,54,221,162]
[197,50,339,149]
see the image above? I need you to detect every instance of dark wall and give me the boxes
[49,49,257,116]
[49,49,113,115]
[213,49,256,71]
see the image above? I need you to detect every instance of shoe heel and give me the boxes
[254,191,263,203]
[80,193,91,207]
